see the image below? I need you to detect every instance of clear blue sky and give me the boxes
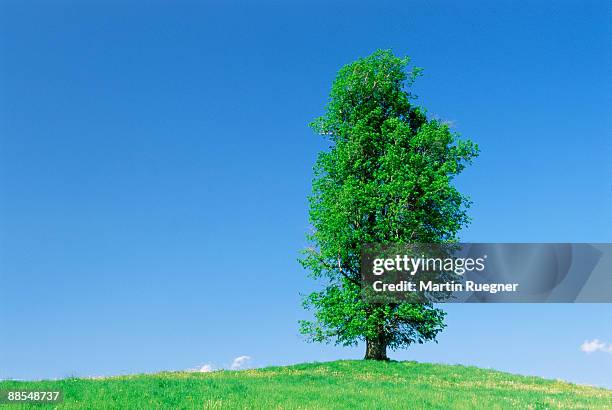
[1,0,611,388]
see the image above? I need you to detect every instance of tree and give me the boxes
[300,50,479,360]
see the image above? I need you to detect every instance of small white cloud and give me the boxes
[186,356,252,372]
[580,339,612,354]
[198,364,214,372]
[186,363,215,373]
[230,355,251,370]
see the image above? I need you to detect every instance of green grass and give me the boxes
[1,360,611,409]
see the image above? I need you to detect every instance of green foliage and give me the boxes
[3,361,611,409]
[300,50,479,353]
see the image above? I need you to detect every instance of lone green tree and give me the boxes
[300,50,479,360]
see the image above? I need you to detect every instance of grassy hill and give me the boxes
[1,360,611,409]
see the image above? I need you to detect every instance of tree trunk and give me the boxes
[364,332,388,360]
